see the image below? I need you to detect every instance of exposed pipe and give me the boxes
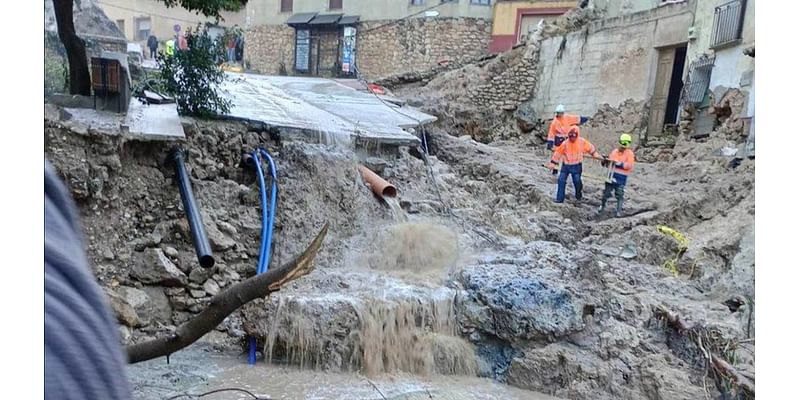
[357,165,397,198]
[258,149,278,275]
[242,149,279,365]
[170,148,214,269]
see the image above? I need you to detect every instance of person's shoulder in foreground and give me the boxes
[44,161,132,400]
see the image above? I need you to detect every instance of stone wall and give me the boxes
[357,17,492,79]
[245,24,295,75]
[532,1,694,117]
[467,45,540,111]
[245,17,492,79]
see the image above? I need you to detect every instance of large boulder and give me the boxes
[457,263,584,342]
[131,248,188,286]
[104,289,141,327]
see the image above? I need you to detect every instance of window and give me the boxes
[330,0,342,9]
[682,55,714,105]
[135,17,151,41]
[410,0,425,5]
[710,0,745,48]
[471,0,491,5]
[281,0,293,13]
[116,19,125,35]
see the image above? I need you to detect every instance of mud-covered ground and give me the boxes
[45,97,754,399]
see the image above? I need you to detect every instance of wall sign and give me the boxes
[295,29,310,72]
[341,26,357,73]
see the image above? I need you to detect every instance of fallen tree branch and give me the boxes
[127,223,329,363]
[653,305,755,397]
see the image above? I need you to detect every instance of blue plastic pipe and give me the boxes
[248,149,279,365]
[257,148,278,275]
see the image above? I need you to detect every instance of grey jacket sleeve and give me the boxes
[44,161,132,400]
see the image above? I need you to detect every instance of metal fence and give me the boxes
[710,0,745,48]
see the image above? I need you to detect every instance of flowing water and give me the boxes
[383,196,408,222]
[128,344,562,400]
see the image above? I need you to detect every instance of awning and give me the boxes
[286,12,317,26]
[338,15,360,26]
[308,13,343,26]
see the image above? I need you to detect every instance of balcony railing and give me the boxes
[710,0,745,48]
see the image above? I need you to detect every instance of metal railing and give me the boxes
[682,55,715,105]
[710,0,745,48]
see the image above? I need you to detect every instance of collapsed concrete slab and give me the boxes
[219,73,430,147]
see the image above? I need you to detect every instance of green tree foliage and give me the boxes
[158,0,247,19]
[157,27,232,118]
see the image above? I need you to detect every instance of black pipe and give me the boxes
[170,148,215,269]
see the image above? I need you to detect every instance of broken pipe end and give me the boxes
[357,165,397,198]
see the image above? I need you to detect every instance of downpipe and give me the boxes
[170,147,214,269]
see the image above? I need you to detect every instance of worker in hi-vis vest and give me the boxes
[548,126,603,203]
[547,104,590,150]
[599,133,636,218]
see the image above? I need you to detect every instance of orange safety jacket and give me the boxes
[550,136,601,166]
[608,148,635,176]
[547,114,581,142]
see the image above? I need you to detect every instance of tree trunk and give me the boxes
[127,223,329,364]
[53,0,91,95]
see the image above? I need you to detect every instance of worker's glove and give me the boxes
[546,140,554,150]
[600,156,610,168]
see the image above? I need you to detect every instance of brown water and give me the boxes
[261,216,470,376]
[383,196,408,222]
[128,345,562,400]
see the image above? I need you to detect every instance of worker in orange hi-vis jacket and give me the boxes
[599,133,636,217]
[546,104,590,150]
[548,126,603,203]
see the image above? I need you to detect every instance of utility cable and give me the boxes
[165,387,271,399]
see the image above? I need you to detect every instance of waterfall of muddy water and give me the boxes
[350,288,477,376]
[382,196,408,222]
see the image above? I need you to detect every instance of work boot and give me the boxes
[597,205,605,215]
[615,199,623,218]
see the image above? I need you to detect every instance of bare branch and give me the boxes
[127,223,329,363]
[653,305,755,397]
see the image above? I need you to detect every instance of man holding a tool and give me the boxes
[598,133,636,217]
[548,126,603,203]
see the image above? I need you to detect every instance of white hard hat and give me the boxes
[555,104,566,113]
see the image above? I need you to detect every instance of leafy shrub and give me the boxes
[157,26,232,118]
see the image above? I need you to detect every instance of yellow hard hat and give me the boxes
[619,133,632,146]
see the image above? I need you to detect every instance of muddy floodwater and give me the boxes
[128,344,562,400]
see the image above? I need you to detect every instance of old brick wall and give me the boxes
[466,45,540,111]
[245,18,491,79]
[245,24,295,75]
[357,17,492,79]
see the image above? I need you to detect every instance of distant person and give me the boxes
[235,34,244,62]
[165,39,175,57]
[45,161,133,399]
[147,35,158,59]
[548,126,603,203]
[598,134,636,217]
[226,36,236,62]
[178,31,188,51]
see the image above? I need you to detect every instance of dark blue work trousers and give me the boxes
[555,163,583,203]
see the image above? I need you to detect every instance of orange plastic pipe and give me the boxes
[358,165,397,198]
